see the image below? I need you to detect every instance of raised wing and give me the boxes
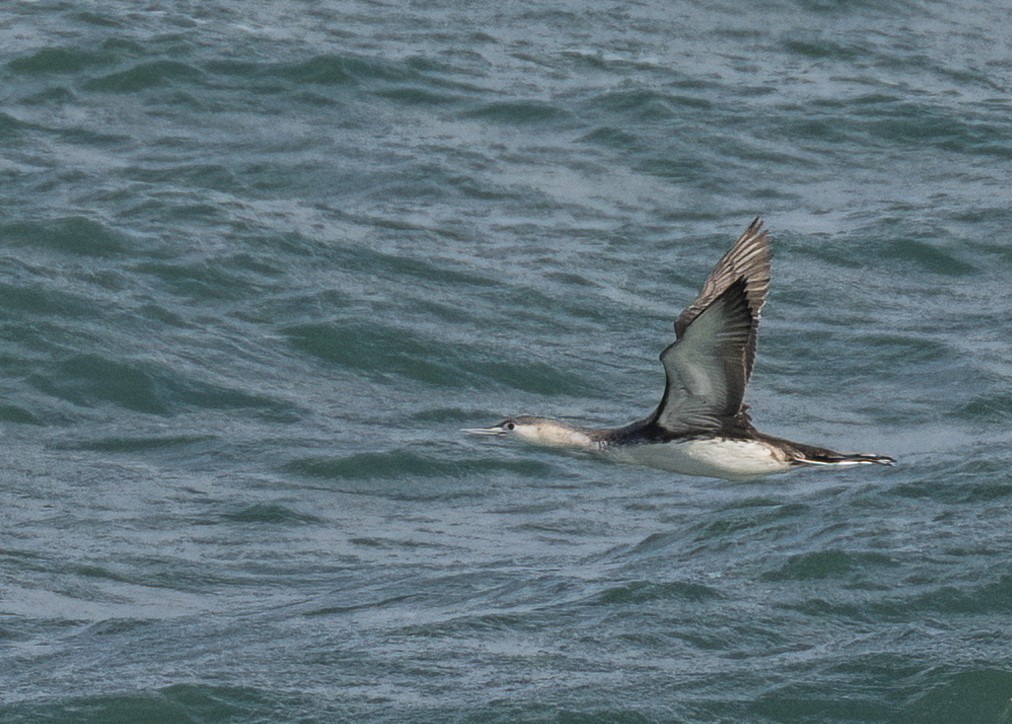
[650,278,754,433]
[675,217,770,381]
[649,220,771,434]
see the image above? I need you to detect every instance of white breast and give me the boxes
[604,437,791,480]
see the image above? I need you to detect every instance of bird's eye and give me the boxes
[504,421,516,431]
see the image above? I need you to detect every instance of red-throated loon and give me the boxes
[463,218,895,480]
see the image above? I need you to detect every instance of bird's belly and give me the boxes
[605,437,790,480]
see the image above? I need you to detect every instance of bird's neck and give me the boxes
[519,419,599,450]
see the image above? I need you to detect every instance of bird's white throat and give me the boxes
[513,419,597,449]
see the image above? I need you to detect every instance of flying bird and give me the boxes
[464,218,894,479]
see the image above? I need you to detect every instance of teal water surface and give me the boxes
[2,1,1011,721]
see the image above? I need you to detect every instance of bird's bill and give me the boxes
[461,425,506,436]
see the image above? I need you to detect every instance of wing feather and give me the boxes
[651,278,753,433]
[649,219,772,434]
[675,217,770,381]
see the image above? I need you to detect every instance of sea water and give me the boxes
[1,1,1010,721]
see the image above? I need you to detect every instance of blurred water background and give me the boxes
[1,1,1011,721]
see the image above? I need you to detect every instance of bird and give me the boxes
[463,218,895,480]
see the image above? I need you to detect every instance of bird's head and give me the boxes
[462,416,594,449]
